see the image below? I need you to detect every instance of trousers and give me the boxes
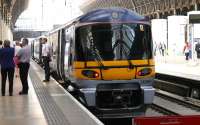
[1,68,14,95]
[18,63,30,93]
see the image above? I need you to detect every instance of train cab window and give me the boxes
[75,23,152,61]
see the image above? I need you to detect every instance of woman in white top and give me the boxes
[14,41,21,77]
[183,42,190,61]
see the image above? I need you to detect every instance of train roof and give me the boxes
[46,8,149,35]
[78,7,149,23]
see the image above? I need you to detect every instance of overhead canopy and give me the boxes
[80,0,158,15]
[0,0,29,28]
[11,0,29,28]
[80,0,197,17]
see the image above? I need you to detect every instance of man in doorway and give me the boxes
[42,37,52,82]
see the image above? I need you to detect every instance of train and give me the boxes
[31,7,155,118]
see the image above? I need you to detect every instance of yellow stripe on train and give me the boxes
[72,59,155,80]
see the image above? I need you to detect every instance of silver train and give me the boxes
[31,8,155,118]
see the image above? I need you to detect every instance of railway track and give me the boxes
[155,73,200,98]
[156,90,200,111]
[154,73,200,115]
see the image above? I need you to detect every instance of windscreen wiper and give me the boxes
[121,44,134,69]
[91,47,108,70]
[113,39,134,69]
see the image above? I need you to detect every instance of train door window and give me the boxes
[64,42,70,75]
[64,27,73,76]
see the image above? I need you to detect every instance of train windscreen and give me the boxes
[75,23,152,61]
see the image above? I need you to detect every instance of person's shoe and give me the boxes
[9,93,13,96]
[2,94,5,96]
[43,80,49,82]
[19,91,28,95]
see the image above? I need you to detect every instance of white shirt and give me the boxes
[42,43,52,57]
[15,45,21,56]
[17,45,31,63]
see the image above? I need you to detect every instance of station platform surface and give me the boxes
[155,55,200,81]
[0,61,103,125]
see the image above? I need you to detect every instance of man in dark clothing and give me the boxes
[42,38,52,82]
[16,38,31,95]
[0,40,15,96]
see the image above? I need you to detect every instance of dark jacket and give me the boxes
[0,47,15,69]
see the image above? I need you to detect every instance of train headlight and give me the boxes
[137,68,152,76]
[82,70,100,78]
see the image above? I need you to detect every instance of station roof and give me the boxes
[80,0,198,17]
[11,0,29,27]
[79,7,148,23]
[80,0,157,14]
[0,0,29,28]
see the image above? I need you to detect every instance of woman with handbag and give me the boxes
[14,41,21,77]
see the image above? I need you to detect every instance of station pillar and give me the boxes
[0,13,13,41]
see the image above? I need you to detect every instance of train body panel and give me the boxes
[32,7,155,118]
[74,78,154,104]
[72,60,155,80]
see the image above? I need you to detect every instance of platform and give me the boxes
[0,61,103,125]
[155,55,200,81]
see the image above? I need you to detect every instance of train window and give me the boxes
[64,42,70,73]
[75,23,152,61]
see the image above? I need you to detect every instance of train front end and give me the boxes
[72,8,155,118]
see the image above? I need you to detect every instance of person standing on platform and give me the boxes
[16,38,31,95]
[42,38,52,82]
[0,40,15,96]
[183,42,190,61]
[14,41,21,77]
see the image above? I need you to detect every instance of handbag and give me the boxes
[13,56,19,67]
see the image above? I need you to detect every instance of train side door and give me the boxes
[63,41,70,78]
[50,32,59,72]
[63,26,75,80]
[63,28,71,79]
